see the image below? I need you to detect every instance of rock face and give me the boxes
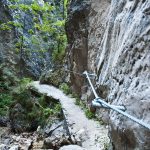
[66,0,150,149]
[40,67,66,87]
[0,0,64,78]
[66,0,90,95]
[0,0,16,65]
[0,0,50,77]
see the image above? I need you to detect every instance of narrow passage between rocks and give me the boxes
[31,81,110,150]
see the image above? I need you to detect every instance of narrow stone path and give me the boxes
[31,81,110,150]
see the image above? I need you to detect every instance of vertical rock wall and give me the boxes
[66,0,150,149]
[0,0,63,78]
[96,1,150,149]
[66,0,90,94]
[0,0,16,65]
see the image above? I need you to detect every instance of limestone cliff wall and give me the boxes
[66,0,150,149]
[0,0,55,78]
[66,0,90,95]
[0,0,16,65]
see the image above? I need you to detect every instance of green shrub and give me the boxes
[0,64,18,116]
[84,109,95,119]
[0,93,12,116]
[20,77,32,85]
[10,84,62,132]
[59,83,71,95]
[0,23,12,31]
[71,93,95,119]
[75,98,80,106]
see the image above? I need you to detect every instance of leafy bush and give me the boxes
[0,64,18,116]
[9,83,62,132]
[0,93,12,116]
[20,77,32,86]
[59,83,71,95]
[72,93,95,119]
[84,109,95,119]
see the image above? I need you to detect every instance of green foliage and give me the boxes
[59,83,71,95]
[84,109,95,119]
[31,2,43,12]
[53,20,65,27]
[52,48,65,63]
[0,63,32,116]
[12,87,33,108]
[0,64,18,116]
[12,0,67,64]
[75,97,82,106]
[0,0,69,67]
[0,64,62,130]
[12,21,22,28]
[8,4,18,10]
[10,84,62,130]
[18,77,32,90]
[0,23,12,31]
[28,29,34,34]
[18,4,31,11]
[0,93,12,116]
[52,34,67,63]
[15,41,22,47]
[63,0,69,18]
[43,108,53,118]
[0,64,19,88]
[71,93,95,119]
[38,95,50,108]
[9,0,20,2]
[43,103,61,118]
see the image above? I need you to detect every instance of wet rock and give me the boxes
[59,145,86,150]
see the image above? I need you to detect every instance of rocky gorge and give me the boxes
[66,0,150,149]
[0,0,150,150]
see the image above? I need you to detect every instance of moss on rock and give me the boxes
[40,68,65,87]
[9,86,62,133]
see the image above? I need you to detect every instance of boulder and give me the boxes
[9,88,45,133]
[40,68,66,87]
[43,121,71,149]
